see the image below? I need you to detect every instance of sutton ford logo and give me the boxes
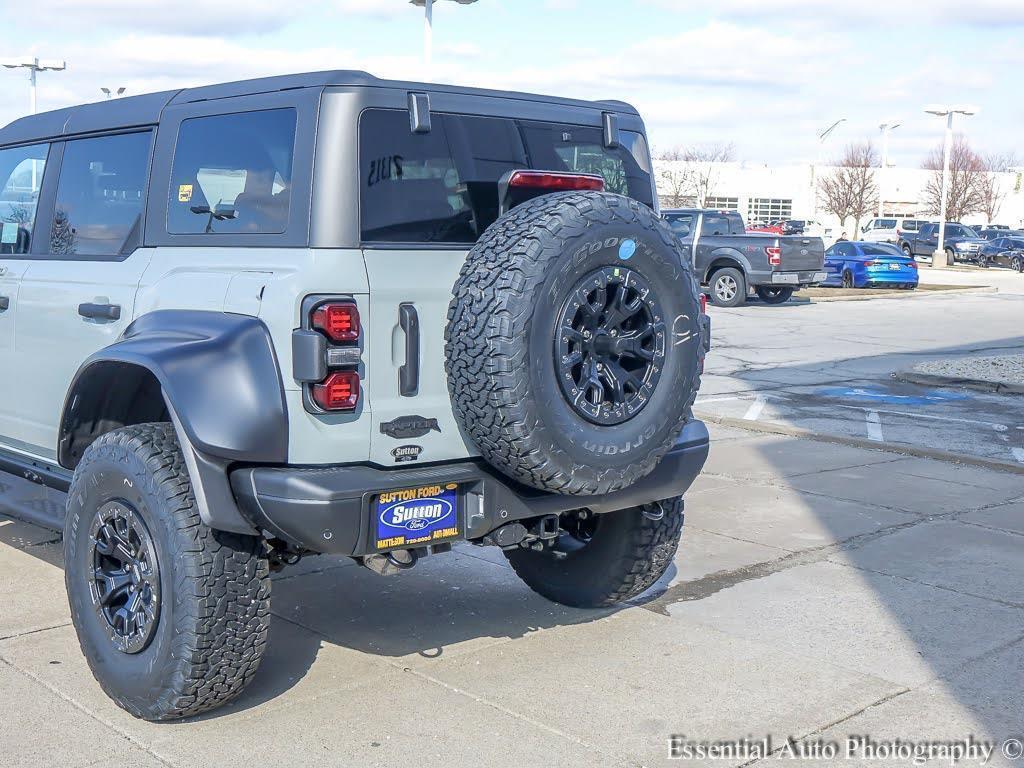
[379,497,454,531]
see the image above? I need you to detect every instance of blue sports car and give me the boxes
[822,241,919,289]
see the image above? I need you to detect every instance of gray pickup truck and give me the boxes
[663,209,826,306]
[898,222,986,264]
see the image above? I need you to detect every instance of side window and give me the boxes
[50,132,151,258]
[0,143,49,255]
[168,109,296,235]
[703,214,729,235]
[666,214,695,238]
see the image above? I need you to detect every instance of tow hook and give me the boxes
[642,501,665,521]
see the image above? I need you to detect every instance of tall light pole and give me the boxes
[924,104,978,267]
[877,120,901,218]
[409,0,479,71]
[810,118,846,222]
[1,57,67,114]
[101,87,126,99]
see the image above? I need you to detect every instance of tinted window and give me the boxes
[664,212,696,238]
[358,109,654,244]
[703,214,730,236]
[860,244,901,256]
[168,109,296,235]
[876,219,897,229]
[945,225,976,238]
[0,143,48,255]
[50,132,150,258]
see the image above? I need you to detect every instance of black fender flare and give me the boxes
[60,310,288,534]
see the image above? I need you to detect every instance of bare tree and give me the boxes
[921,137,987,222]
[977,151,1017,223]
[817,141,879,236]
[685,143,735,208]
[655,148,695,208]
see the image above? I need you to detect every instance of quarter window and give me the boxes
[168,109,296,235]
[0,143,48,255]
[50,132,151,258]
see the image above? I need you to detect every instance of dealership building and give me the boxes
[653,160,1024,239]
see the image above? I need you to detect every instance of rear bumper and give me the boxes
[230,419,711,555]
[749,270,827,287]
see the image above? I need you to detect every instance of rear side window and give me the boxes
[358,109,654,244]
[168,109,296,235]
[703,214,730,235]
[664,213,695,238]
[0,143,49,254]
[50,132,151,258]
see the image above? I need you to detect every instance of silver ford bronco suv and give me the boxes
[0,71,710,720]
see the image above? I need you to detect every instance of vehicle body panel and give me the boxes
[822,242,919,288]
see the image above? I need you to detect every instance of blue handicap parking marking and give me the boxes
[816,386,970,406]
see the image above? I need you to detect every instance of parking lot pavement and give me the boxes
[695,270,1024,468]
[1,424,1022,767]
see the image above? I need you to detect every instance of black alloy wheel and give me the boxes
[841,271,854,288]
[88,501,161,654]
[555,266,666,426]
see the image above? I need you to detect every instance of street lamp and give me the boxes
[810,118,846,222]
[877,120,901,218]
[924,104,978,267]
[1,57,67,114]
[409,0,479,70]
[100,87,126,99]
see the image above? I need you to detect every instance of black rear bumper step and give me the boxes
[230,419,711,556]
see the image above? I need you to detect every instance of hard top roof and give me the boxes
[0,70,639,147]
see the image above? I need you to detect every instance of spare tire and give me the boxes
[445,191,703,495]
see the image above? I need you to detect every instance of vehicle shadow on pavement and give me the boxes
[679,335,1024,750]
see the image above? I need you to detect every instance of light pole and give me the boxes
[924,104,978,267]
[810,118,846,222]
[409,0,479,71]
[1,57,67,114]
[101,87,126,99]
[877,120,901,218]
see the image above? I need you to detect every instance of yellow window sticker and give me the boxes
[178,184,193,203]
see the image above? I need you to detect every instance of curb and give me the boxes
[696,410,1024,475]
[802,286,997,303]
[893,370,1024,396]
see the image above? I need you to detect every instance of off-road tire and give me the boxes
[755,286,794,304]
[445,191,703,496]
[709,267,746,307]
[64,423,270,721]
[506,498,684,608]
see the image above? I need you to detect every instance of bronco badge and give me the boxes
[380,415,441,439]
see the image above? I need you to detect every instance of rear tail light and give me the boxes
[908,261,918,269]
[864,260,878,266]
[312,302,360,343]
[506,170,605,192]
[311,371,360,411]
[765,246,782,266]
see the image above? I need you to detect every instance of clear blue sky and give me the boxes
[2,0,1021,166]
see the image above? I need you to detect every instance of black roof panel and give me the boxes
[0,70,639,147]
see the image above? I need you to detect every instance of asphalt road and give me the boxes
[694,266,1024,467]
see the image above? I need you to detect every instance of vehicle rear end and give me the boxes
[858,244,919,287]
[752,234,826,289]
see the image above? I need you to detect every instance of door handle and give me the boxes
[78,302,121,321]
[398,303,419,397]
[0,296,9,312]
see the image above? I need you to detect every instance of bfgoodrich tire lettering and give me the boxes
[64,423,270,720]
[506,498,684,608]
[445,191,702,496]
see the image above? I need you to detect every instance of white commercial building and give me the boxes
[653,160,1024,240]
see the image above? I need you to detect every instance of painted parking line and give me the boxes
[828,402,1009,431]
[743,395,767,421]
[865,410,884,442]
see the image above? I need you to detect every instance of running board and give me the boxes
[0,454,71,532]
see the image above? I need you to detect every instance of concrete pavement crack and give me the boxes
[0,621,71,643]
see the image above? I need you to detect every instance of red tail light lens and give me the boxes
[312,302,360,343]
[765,246,782,266]
[864,260,878,267]
[507,170,605,192]
[311,371,360,411]
[908,261,918,269]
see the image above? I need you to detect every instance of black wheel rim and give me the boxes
[555,266,666,425]
[87,502,161,654]
[842,273,853,288]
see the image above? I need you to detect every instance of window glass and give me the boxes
[860,244,900,255]
[358,109,655,244]
[664,213,696,238]
[51,132,150,257]
[0,143,48,254]
[168,108,296,235]
[703,214,730,236]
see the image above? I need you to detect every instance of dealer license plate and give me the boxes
[373,483,462,552]
[889,263,900,271]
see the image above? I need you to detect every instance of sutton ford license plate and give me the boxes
[889,263,900,270]
[373,483,462,552]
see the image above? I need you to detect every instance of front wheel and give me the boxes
[64,423,271,720]
[902,245,913,257]
[755,286,794,304]
[1011,255,1023,273]
[709,267,746,307]
[506,498,683,608]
